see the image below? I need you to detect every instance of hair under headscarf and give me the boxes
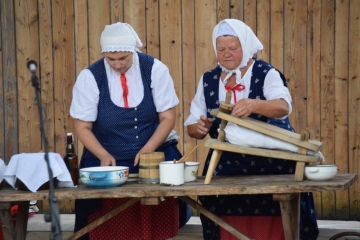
[100,22,143,53]
[212,19,263,82]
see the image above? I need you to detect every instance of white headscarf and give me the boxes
[100,22,143,53]
[212,19,263,82]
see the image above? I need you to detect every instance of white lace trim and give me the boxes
[101,44,135,53]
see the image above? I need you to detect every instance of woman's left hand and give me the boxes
[134,147,154,166]
[231,98,257,118]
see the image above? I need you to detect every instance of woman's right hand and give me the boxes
[197,115,213,135]
[99,153,116,166]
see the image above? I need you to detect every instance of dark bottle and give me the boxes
[64,132,79,186]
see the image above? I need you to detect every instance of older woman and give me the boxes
[184,19,319,240]
[70,22,189,240]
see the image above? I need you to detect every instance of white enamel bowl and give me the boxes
[184,162,200,182]
[305,165,338,181]
[80,166,129,188]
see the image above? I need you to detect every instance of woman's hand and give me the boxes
[232,98,257,118]
[98,153,117,166]
[74,118,117,166]
[197,115,213,135]
[187,115,213,139]
[134,146,154,166]
[232,98,289,119]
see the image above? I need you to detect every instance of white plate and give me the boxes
[128,174,139,182]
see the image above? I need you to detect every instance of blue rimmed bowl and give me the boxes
[79,166,129,188]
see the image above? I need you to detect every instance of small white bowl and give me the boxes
[305,165,338,181]
[184,162,200,182]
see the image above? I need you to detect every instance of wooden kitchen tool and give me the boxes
[178,145,199,163]
[204,92,323,184]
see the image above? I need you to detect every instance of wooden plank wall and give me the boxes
[0,0,359,220]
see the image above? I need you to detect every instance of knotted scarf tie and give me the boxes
[224,84,245,103]
[120,73,129,108]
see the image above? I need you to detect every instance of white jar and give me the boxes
[159,161,185,186]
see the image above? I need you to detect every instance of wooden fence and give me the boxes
[0,0,359,220]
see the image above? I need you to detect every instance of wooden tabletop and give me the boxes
[0,173,356,202]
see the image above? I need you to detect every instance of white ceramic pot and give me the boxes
[305,165,338,181]
[184,162,200,182]
[159,161,184,186]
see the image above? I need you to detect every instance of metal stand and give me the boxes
[30,62,63,240]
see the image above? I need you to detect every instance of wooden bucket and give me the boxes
[138,152,164,184]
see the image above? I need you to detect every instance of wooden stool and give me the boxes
[204,92,323,184]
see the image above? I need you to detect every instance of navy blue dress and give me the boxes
[199,59,319,240]
[74,53,189,239]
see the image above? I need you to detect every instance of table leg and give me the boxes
[178,196,253,240]
[0,202,16,240]
[273,193,300,240]
[15,201,30,240]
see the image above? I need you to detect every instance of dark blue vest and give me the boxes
[81,53,159,162]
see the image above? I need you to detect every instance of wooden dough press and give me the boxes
[204,92,323,184]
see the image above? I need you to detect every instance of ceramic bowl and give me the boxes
[159,161,184,186]
[184,162,200,182]
[80,166,129,188]
[305,165,338,181]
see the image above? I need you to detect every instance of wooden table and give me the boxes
[0,173,357,240]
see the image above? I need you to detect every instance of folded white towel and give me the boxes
[4,152,75,192]
[224,122,325,161]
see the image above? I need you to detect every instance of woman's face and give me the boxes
[216,36,243,70]
[103,52,133,74]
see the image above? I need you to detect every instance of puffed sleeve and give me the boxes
[263,69,293,115]
[70,69,100,121]
[150,59,179,112]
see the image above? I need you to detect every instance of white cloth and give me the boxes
[212,19,263,82]
[100,22,143,53]
[224,122,325,160]
[0,159,6,184]
[4,153,75,192]
[184,62,293,126]
[225,122,299,151]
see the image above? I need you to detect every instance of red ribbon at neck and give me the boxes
[120,73,129,108]
[224,84,245,103]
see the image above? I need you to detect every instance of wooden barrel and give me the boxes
[138,152,164,184]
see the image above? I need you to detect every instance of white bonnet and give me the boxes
[100,22,143,53]
[212,19,263,69]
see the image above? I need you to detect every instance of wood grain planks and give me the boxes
[181,0,197,168]
[348,0,360,220]
[159,0,183,153]
[334,0,350,220]
[15,0,39,154]
[319,0,336,219]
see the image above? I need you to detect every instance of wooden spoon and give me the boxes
[178,145,198,163]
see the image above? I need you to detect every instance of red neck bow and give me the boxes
[224,84,245,103]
